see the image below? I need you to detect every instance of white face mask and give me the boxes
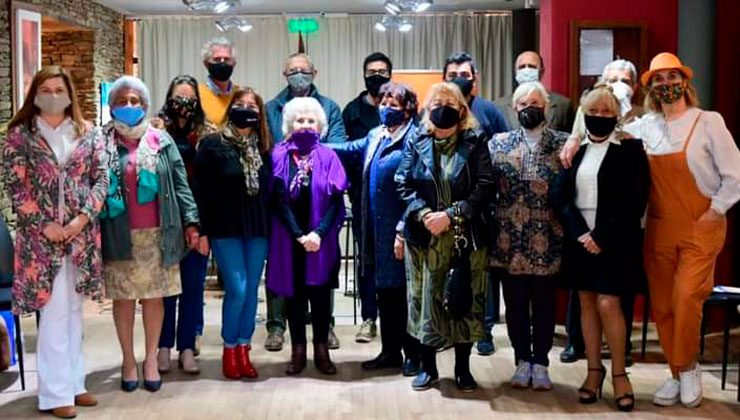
[608,81,634,116]
[34,93,71,115]
[515,67,540,84]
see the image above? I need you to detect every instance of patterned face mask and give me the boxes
[650,82,685,105]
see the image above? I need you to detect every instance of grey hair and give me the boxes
[601,59,637,84]
[512,81,550,108]
[201,37,237,62]
[108,75,151,109]
[281,97,328,138]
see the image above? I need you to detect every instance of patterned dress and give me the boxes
[488,128,567,275]
[406,137,487,347]
[1,123,108,314]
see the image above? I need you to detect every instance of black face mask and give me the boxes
[451,77,474,97]
[430,105,461,129]
[207,62,234,82]
[229,107,260,129]
[168,97,198,120]
[584,115,618,139]
[365,75,390,98]
[517,106,546,129]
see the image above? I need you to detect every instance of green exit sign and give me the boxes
[288,18,319,34]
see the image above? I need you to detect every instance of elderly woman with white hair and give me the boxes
[266,97,347,376]
[100,75,200,393]
[489,81,568,391]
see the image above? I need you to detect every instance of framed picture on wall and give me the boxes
[10,2,42,112]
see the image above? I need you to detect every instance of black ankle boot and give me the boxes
[454,343,477,392]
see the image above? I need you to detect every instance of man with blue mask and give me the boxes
[264,52,347,353]
[494,51,574,132]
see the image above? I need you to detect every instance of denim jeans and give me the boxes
[160,250,209,351]
[481,269,501,342]
[211,236,268,346]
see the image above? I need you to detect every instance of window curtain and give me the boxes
[137,13,512,113]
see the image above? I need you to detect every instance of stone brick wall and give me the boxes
[42,30,97,121]
[0,0,124,130]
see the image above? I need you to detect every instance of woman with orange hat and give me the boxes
[561,52,740,408]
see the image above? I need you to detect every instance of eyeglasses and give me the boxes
[446,71,473,80]
[365,69,390,78]
[209,57,234,65]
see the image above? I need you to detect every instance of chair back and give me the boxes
[0,217,13,289]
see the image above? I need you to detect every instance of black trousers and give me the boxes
[502,274,556,366]
[565,289,636,355]
[377,286,419,361]
[286,244,331,345]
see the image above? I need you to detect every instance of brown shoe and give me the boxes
[50,406,77,418]
[74,392,98,407]
[285,344,307,375]
[314,342,337,375]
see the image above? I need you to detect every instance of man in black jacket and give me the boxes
[342,52,393,343]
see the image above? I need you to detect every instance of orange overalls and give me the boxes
[644,112,727,376]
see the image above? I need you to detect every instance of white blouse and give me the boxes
[36,117,78,164]
[623,107,740,214]
[575,136,618,230]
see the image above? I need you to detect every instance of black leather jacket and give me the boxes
[394,126,494,250]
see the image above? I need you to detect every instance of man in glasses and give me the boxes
[341,52,395,345]
[264,52,347,353]
[199,37,238,126]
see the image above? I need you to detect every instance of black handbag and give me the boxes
[443,209,473,321]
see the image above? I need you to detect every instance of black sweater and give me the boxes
[193,133,271,239]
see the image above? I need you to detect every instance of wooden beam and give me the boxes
[124,19,136,75]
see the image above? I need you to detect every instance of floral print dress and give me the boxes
[2,123,109,314]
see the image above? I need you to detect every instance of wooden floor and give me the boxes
[1,289,739,419]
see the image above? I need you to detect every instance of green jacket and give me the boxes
[100,125,199,266]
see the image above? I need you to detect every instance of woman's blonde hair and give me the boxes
[421,82,478,132]
[643,70,699,113]
[581,83,621,117]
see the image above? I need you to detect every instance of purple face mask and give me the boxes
[290,129,320,154]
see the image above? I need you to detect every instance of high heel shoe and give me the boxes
[612,372,635,412]
[143,359,163,392]
[120,365,139,392]
[578,365,606,404]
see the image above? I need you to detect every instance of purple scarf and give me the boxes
[266,139,348,298]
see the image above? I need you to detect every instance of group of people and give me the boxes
[2,35,739,419]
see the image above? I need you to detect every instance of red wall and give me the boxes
[539,0,678,96]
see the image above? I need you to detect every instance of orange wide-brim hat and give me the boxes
[640,52,694,86]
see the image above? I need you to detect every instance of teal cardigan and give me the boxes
[100,126,199,266]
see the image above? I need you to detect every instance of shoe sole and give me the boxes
[681,395,702,408]
[510,382,530,389]
[355,336,373,343]
[412,379,439,391]
[532,385,553,391]
[652,396,680,407]
[264,345,283,352]
[477,350,494,356]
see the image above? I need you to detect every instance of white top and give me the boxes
[36,117,78,165]
[623,107,740,214]
[575,135,618,230]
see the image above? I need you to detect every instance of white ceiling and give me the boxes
[94,0,525,16]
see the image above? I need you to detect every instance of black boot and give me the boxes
[454,342,477,392]
[411,344,438,391]
[402,334,421,377]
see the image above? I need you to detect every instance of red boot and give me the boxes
[222,347,242,380]
[236,344,258,378]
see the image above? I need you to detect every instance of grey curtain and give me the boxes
[137,13,512,112]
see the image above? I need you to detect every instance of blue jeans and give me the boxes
[211,236,268,347]
[160,250,209,351]
[480,269,501,342]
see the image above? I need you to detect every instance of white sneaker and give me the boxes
[531,364,553,391]
[679,364,703,408]
[510,361,532,388]
[652,377,680,406]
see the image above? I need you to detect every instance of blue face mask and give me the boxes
[111,105,146,127]
[379,106,406,128]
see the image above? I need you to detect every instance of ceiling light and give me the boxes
[374,15,413,32]
[182,0,240,13]
[215,17,252,32]
[383,0,433,14]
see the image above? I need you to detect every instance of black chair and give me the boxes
[699,290,740,392]
[0,216,25,391]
